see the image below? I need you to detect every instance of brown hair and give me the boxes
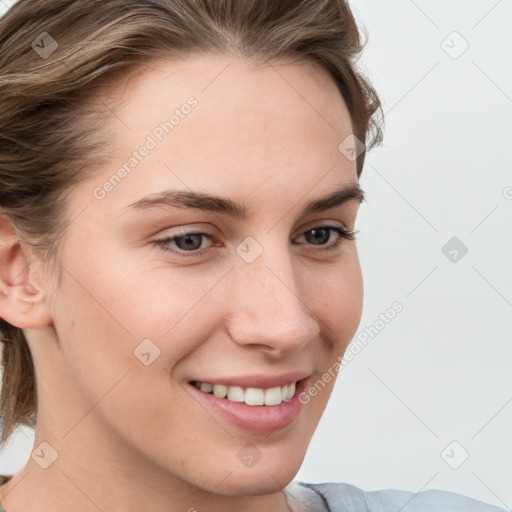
[0,0,382,445]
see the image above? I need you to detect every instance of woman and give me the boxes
[0,1,506,511]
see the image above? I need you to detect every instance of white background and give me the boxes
[1,0,511,509]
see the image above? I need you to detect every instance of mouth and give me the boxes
[190,379,298,406]
[187,375,310,435]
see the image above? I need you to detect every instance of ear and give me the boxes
[0,214,53,329]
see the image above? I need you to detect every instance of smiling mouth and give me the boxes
[190,380,298,406]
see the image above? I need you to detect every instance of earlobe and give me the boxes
[0,214,53,329]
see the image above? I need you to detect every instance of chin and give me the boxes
[216,474,295,497]
[209,456,303,497]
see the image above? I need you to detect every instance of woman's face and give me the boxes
[33,54,364,496]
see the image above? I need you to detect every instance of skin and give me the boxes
[0,53,364,512]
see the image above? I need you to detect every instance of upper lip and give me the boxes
[190,370,311,390]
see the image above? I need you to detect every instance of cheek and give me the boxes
[49,268,195,447]
[50,275,137,404]
[48,251,233,435]
[300,251,363,406]
[336,261,363,341]
[306,249,364,345]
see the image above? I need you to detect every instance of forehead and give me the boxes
[100,53,353,147]
[80,53,357,214]
[103,53,348,117]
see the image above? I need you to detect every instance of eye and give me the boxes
[153,225,357,257]
[293,225,357,253]
[154,229,215,257]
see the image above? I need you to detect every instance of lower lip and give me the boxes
[188,379,308,435]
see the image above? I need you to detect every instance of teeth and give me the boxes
[213,384,228,398]
[200,382,213,393]
[194,381,297,406]
[227,386,245,402]
[245,387,264,406]
[287,382,296,400]
[265,386,282,406]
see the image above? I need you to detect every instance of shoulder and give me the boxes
[286,481,508,512]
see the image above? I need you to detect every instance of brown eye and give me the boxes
[172,233,207,251]
[294,225,357,252]
[154,230,215,256]
[303,227,333,245]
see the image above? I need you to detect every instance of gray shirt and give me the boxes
[284,481,508,512]
[0,475,507,511]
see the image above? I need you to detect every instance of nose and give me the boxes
[225,240,321,355]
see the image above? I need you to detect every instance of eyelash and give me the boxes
[153,225,357,258]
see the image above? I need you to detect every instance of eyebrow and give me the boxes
[125,183,365,218]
